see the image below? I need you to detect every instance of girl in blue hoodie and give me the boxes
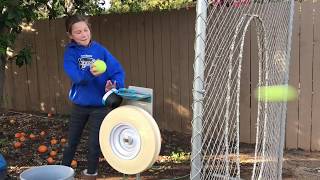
[61,14,125,179]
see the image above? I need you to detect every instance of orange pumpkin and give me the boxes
[29,133,36,140]
[38,145,48,153]
[47,157,55,164]
[60,138,67,144]
[13,142,22,149]
[71,160,77,168]
[47,113,53,117]
[15,133,21,138]
[50,139,58,145]
[19,136,26,142]
[50,150,57,157]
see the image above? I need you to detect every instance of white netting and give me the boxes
[191,0,294,179]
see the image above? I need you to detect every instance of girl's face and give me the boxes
[69,21,91,46]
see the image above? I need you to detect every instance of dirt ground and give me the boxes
[1,110,320,180]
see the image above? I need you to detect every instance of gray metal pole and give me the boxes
[136,173,141,180]
[191,0,208,179]
[277,0,295,179]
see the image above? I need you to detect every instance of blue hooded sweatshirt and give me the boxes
[64,41,125,107]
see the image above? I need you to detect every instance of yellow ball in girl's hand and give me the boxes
[255,85,297,102]
[93,59,107,73]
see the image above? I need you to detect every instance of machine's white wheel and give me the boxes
[99,105,161,175]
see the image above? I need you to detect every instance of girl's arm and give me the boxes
[63,52,95,84]
[105,50,126,89]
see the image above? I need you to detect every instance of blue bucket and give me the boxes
[20,165,74,180]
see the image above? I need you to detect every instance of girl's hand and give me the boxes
[90,64,104,77]
[105,80,117,92]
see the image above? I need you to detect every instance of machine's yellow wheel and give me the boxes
[99,105,161,175]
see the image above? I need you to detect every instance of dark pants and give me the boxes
[62,104,111,174]
[0,169,6,180]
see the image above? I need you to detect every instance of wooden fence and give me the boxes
[3,9,196,134]
[3,1,320,151]
[285,0,320,151]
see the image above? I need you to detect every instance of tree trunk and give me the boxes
[0,27,8,112]
[0,54,6,112]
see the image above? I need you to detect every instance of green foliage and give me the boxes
[36,0,103,19]
[0,0,38,67]
[0,0,103,68]
[15,47,32,67]
[169,151,190,163]
[108,0,194,13]
[71,0,104,16]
